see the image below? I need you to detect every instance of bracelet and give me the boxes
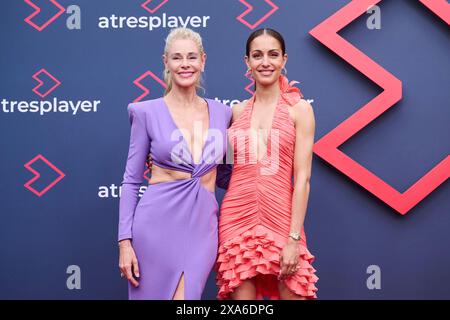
[289,231,301,241]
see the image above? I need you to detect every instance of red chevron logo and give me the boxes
[236,0,278,29]
[141,0,169,14]
[309,0,449,215]
[244,71,255,95]
[24,154,65,197]
[32,68,61,98]
[24,0,65,31]
[133,70,167,102]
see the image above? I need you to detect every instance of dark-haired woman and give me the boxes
[216,28,318,300]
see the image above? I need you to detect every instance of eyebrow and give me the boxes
[171,52,199,56]
[250,49,281,54]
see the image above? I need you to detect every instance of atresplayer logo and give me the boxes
[236,0,279,29]
[309,0,450,214]
[98,0,210,31]
[24,154,65,196]
[32,68,61,98]
[133,70,167,102]
[24,0,81,31]
[1,68,101,116]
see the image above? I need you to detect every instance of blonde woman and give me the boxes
[118,28,231,299]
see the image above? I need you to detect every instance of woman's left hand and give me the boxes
[279,239,300,280]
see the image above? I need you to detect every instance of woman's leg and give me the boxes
[277,281,306,300]
[230,278,257,300]
[172,272,185,300]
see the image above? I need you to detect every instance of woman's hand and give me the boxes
[119,239,140,287]
[279,239,300,280]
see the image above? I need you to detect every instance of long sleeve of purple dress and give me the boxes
[118,103,150,242]
[117,98,231,299]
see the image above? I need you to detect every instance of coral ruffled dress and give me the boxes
[216,76,318,300]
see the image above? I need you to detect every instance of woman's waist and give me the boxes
[149,163,217,192]
[218,221,292,246]
[221,190,293,217]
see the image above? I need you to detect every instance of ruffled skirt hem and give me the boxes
[216,225,318,300]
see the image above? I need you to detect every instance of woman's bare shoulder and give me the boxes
[231,100,248,122]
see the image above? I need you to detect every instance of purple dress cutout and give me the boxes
[118,97,232,299]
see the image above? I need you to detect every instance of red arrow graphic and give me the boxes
[309,0,449,214]
[24,0,65,31]
[24,154,65,197]
[141,0,169,14]
[236,0,279,29]
[32,68,61,98]
[133,70,167,102]
[244,71,255,95]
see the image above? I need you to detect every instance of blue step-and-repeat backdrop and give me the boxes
[0,0,449,299]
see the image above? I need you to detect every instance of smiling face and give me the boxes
[245,34,287,87]
[163,38,206,91]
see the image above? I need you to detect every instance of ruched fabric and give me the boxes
[216,76,318,299]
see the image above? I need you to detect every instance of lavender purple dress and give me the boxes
[118,97,232,300]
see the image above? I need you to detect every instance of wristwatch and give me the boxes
[289,231,301,241]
